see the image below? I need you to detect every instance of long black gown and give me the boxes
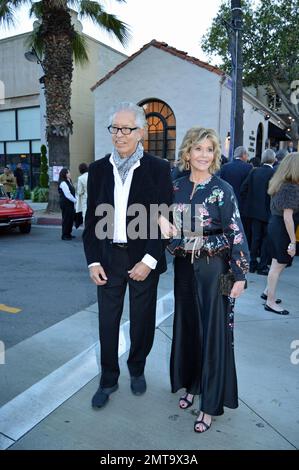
[169,174,249,416]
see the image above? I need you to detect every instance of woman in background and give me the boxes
[262,153,299,315]
[58,168,77,240]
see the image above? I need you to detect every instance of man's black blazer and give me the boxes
[240,164,275,222]
[83,152,173,275]
[220,159,252,211]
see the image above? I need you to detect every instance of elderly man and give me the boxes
[83,102,173,409]
[240,149,276,274]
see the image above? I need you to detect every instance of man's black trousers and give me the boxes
[97,245,160,388]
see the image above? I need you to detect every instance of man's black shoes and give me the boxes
[91,384,118,408]
[130,374,147,395]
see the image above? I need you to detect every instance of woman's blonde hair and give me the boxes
[178,127,221,174]
[268,152,299,196]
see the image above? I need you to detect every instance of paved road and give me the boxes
[0,225,96,348]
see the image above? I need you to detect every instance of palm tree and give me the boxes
[0,0,130,209]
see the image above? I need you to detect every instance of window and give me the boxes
[139,99,176,161]
[0,110,16,141]
[18,108,40,140]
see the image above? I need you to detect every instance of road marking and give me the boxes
[0,304,21,314]
[0,291,174,449]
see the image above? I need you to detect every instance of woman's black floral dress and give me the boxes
[169,174,249,416]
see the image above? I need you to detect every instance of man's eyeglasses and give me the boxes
[108,125,138,135]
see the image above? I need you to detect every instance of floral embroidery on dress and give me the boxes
[206,188,224,205]
[168,176,250,279]
[235,250,250,275]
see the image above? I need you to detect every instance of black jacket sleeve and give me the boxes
[145,159,173,262]
[82,163,101,266]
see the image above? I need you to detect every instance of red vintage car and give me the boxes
[0,184,34,233]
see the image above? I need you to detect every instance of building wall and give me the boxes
[69,36,126,179]
[243,99,268,159]
[0,33,40,110]
[93,46,222,159]
[93,46,268,162]
[218,80,231,156]
[219,80,268,159]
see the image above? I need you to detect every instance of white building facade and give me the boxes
[92,40,286,162]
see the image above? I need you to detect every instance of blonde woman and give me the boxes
[262,153,299,315]
[165,127,249,433]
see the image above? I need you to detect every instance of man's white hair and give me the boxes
[261,149,276,164]
[109,102,147,129]
[234,146,248,159]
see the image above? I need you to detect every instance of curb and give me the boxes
[33,217,61,226]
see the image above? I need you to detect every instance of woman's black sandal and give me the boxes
[194,413,211,433]
[179,394,194,409]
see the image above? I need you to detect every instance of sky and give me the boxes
[0,0,224,63]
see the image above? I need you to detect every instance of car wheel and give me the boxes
[19,224,31,234]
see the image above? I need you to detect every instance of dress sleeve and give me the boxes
[272,184,299,211]
[220,185,250,280]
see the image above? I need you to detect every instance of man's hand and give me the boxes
[89,265,108,286]
[230,280,246,299]
[128,262,152,281]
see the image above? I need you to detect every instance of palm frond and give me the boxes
[77,0,104,18]
[67,0,81,8]
[0,0,32,27]
[0,1,16,27]
[95,11,131,46]
[78,1,131,46]
[71,30,89,65]
[25,26,44,59]
[29,1,43,19]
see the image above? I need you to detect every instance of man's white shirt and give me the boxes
[88,155,157,270]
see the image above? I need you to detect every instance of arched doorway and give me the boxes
[256,123,263,159]
[139,99,176,161]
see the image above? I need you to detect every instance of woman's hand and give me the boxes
[158,215,178,239]
[230,280,246,299]
[287,242,296,257]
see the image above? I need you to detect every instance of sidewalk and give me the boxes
[0,257,298,450]
[27,201,61,226]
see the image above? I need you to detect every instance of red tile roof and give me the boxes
[91,39,224,91]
